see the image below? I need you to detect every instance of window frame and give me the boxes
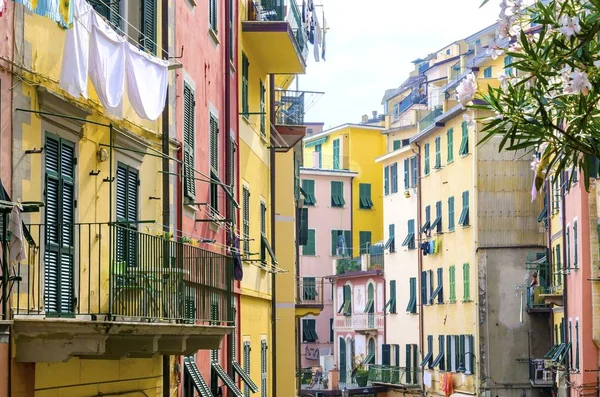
[447,128,454,163]
[424,142,430,175]
[359,183,374,209]
[434,136,441,169]
[463,263,471,302]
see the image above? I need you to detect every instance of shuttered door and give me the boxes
[405,344,411,383]
[141,0,156,54]
[339,338,346,383]
[260,339,267,397]
[116,164,138,267]
[183,84,196,200]
[44,135,75,315]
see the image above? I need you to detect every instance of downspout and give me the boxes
[561,170,570,397]
[414,143,424,369]
[295,150,302,392]
[269,74,277,397]
[546,179,554,347]
[161,0,171,394]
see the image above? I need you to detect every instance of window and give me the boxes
[260,201,267,235]
[458,191,469,226]
[424,143,430,175]
[421,270,433,305]
[329,318,334,342]
[228,141,236,217]
[338,284,352,315]
[116,163,139,270]
[384,166,389,196]
[434,136,441,169]
[406,344,418,384]
[420,335,433,368]
[431,268,443,304]
[569,320,573,369]
[303,229,316,256]
[447,128,454,163]
[307,128,313,134]
[483,66,492,78]
[504,55,513,75]
[446,335,457,372]
[331,230,351,257]
[411,156,418,187]
[209,0,218,32]
[449,265,456,302]
[314,144,322,168]
[407,277,417,313]
[241,53,250,115]
[448,196,455,231]
[393,140,401,150]
[385,224,395,253]
[242,187,250,254]
[463,335,474,374]
[432,335,445,370]
[575,320,580,371]
[459,121,469,156]
[359,231,372,254]
[333,139,340,169]
[403,159,410,190]
[431,201,442,233]
[302,319,318,342]
[183,83,196,200]
[259,80,266,137]
[209,114,220,213]
[574,221,578,269]
[463,263,471,301]
[567,226,571,270]
[44,134,76,314]
[555,244,562,286]
[390,162,398,193]
[552,177,560,213]
[331,181,345,207]
[359,183,374,209]
[260,339,267,397]
[421,205,431,234]
[301,180,316,206]
[385,280,397,314]
[402,219,416,250]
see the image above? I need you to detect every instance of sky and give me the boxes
[298,0,500,129]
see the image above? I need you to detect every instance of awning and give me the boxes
[305,137,328,148]
[261,234,278,265]
[232,361,259,393]
[212,362,243,397]
[184,357,214,397]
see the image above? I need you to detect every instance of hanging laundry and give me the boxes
[312,9,321,62]
[88,12,126,117]
[321,14,327,61]
[420,242,430,256]
[59,0,92,99]
[14,0,72,28]
[434,236,441,253]
[230,230,243,281]
[126,43,169,120]
[429,240,435,254]
[8,205,27,264]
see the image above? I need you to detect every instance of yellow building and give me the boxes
[302,124,386,258]
[6,2,233,397]
[238,0,310,396]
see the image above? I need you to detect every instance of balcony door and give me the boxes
[339,338,346,382]
[115,163,138,268]
[44,134,75,315]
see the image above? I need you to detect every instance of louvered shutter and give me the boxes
[241,53,249,114]
[116,164,138,268]
[382,344,391,365]
[331,230,337,256]
[421,271,426,305]
[209,0,218,32]
[260,80,266,136]
[459,335,466,371]
[183,84,196,200]
[261,339,267,397]
[339,338,347,383]
[344,230,351,256]
[210,115,219,172]
[109,0,120,31]
[446,335,452,371]
[126,167,138,266]
[405,344,411,383]
[141,0,156,54]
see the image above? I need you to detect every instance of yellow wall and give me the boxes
[240,295,272,397]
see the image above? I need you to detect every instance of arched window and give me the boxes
[367,338,376,365]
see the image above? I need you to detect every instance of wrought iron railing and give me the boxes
[368,365,421,387]
[296,277,324,307]
[418,106,443,132]
[275,90,305,126]
[11,223,233,324]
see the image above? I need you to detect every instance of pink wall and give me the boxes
[299,171,353,368]
[564,181,597,395]
[0,1,13,192]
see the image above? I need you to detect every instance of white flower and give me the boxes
[498,73,510,91]
[487,41,504,60]
[559,16,581,38]
[509,22,522,37]
[563,69,591,95]
[497,19,511,39]
[456,73,478,108]
[463,113,476,128]
[531,156,540,173]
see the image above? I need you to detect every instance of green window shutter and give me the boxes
[393,140,401,150]
[344,231,352,256]
[331,230,338,256]
[446,335,452,371]
[483,66,492,78]
[241,53,249,115]
[333,139,340,169]
[449,265,456,302]
[338,181,345,206]
[391,163,398,193]
[556,244,562,286]
[382,344,391,366]
[575,320,580,370]
[209,0,218,32]
[463,263,470,301]
[141,0,156,54]
[359,183,373,209]
[574,221,578,268]
[407,277,417,313]
[424,143,430,175]
[183,84,196,200]
[504,55,513,75]
[447,128,454,162]
[210,114,219,172]
[459,121,469,156]
[330,318,334,342]
[109,0,121,31]
[301,179,316,206]
[260,80,266,136]
[384,166,389,196]
[458,191,469,226]
[359,231,371,254]
[411,157,418,187]
[567,227,571,269]
[243,342,251,397]
[303,229,316,256]
[390,280,396,313]
[458,335,466,371]
[243,187,250,254]
[406,344,412,383]
[388,224,396,253]
[260,201,267,235]
[435,136,441,169]
[116,163,139,269]
[260,339,267,397]
[407,219,415,249]
[448,196,455,231]
[404,159,410,190]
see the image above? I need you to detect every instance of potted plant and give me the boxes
[353,354,369,387]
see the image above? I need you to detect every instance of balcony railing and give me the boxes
[296,277,324,308]
[275,90,305,126]
[394,93,427,118]
[335,313,384,331]
[11,223,233,324]
[368,365,422,387]
[418,106,443,132]
[529,359,554,387]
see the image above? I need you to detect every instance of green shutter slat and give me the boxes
[404,159,409,190]
[463,263,470,301]
[406,344,412,383]
[109,0,120,31]
[384,166,389,195]
[260,80,266,136]
[446,335,452,371]
[241,53,249,115]
[141,0,156,54]
[183,84,196,200]
[382,344,391,366]
[331,230,337,256]
[210,0,218,32]
[435,136,441,169]
[424,143,430,175]
[447,128,454,162]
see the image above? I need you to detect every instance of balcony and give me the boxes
[296,277,324,317]
[334,254,383,276]
[335,313,384,333]
[524,251,561,310]
[10,222,233,362]
[368,365,422,388]
[529,359,554,387]
[243,0,308,74]
[418,106,443,132]
[392,93,427,124]
[306,153,351,171]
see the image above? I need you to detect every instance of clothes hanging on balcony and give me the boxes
[440,372,453,396]
[8,205,26,264]
[60,0,93,99]
[14,0,72,28]
[321,14,327,61]
[420,242,430,256]
[229,230,243,281]
[423,371,432,388]
[312,9,320,62]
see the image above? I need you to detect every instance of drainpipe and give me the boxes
[269,74,277,397]
[545,180,554,346]
[414,143,424,370]
[161,0,171,394]
[560,170,570,397]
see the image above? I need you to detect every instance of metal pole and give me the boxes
[2,214,7,320]
[269,74,277,397]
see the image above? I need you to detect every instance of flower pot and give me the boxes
[355,373,368,387]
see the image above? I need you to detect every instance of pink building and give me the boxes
[299,168,356,371]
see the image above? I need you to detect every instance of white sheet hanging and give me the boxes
[88,12,126,118]
[125,43,169,121]
[312,8,321,63]
[8,206,26,264]
[59,0,93,98]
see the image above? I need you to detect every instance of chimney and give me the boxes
[361,115,368,123]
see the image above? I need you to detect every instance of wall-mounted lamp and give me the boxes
[404,190,411,198]
[97,148,109,162]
